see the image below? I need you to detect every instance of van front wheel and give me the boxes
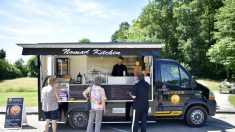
[68,110,89,129]
[185,106,208,127]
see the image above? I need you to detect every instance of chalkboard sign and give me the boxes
[4,98,24,128]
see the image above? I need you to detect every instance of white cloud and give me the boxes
[9,0,73,22]
[0,10,29,24]
[0,25,65,37]
[73,0,116,18]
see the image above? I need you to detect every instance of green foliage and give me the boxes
[79,38,90,43]
[173,0,223,78]
[111,21,130,42]
[126,19,152,42]
[14,58,28,76]
[0,50,38,79]
[0,92,37,106]
[138,0,180,60]
[0,59,21,80]
[229,95,235,108]
[208,0,235,69]
[111,0,226,79]
[26,56,38,77]
[0,49,6,59]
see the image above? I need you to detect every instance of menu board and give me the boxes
[69,85,87,100]
[104,85,133,100]
[69,85,152,100]
[4,98,24,128]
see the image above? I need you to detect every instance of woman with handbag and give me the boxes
[83,76,107,132]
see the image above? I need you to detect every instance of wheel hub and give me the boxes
[190,109,204,125]
[73,112,88,127]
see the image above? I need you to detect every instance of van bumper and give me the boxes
[207,100,217,116]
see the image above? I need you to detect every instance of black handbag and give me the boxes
[84,85,92,111]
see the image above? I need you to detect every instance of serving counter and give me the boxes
[58,76,151,102]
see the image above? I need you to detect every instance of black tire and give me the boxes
[68,110,89,129]
[185,106,208,127]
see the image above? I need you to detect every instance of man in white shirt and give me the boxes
[41,77,60,132]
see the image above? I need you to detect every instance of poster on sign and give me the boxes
[4,98,26,129]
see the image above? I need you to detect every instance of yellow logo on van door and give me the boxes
[171,94,180,105]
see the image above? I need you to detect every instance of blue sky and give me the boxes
[0,0,148,63]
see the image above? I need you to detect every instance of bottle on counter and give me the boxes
[77,72,82,84]
[123,70,126,76]
[82,74,86,84]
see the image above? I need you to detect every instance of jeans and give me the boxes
[86,110,103,132]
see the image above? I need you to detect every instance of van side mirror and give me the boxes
[191,76,196,88]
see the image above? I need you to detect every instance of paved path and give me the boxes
[214,91,235,112]
[0,113,235,132]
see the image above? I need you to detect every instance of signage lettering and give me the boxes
[93,49,120,55]
[62,49,90,55]
[62,48,121,55]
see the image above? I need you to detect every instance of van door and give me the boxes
[154,60,192,117]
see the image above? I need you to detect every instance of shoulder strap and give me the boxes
[88,85,93,100]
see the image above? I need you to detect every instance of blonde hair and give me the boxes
[48,77,56,86]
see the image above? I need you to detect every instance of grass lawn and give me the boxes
[197,79,221,91]
[0,77,37,106]
[229,95,235,108]
[0,77,37,92]
[0,92,38,106]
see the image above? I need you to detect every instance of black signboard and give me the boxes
[4,98,24,128]
[22,48,161,56]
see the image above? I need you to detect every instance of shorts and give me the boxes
[44,109,58,120]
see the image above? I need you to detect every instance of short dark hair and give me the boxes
[137,73,144,81]
[118,56,124,60]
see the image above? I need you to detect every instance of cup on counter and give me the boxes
[60,92,68,101]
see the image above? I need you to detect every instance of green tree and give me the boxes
[0,49,6,59]
[127,19,151,42]
[136,0,180,60]
[79,38,90,43]
[14,58,28,76]
[26,56,38,77]
[111,0,226,78]
[0,59,21,80]
[208,0,235,69]
[173,0,223,77]
[111,22,130,42]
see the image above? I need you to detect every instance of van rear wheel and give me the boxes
[68,110,88,129]
[185,106,207,127]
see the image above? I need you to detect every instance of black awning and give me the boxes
[18,42,164,56]
[22,48,161,56]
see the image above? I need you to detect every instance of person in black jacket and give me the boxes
[130,73,150,132]
[111,56,128,76]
